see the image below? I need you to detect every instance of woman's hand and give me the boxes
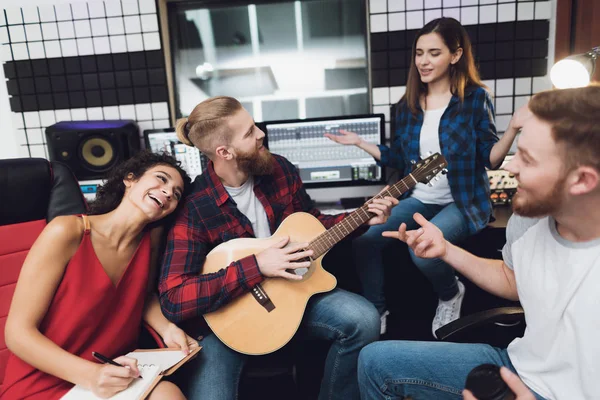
[324,129,362,146]
[89,356,140,398]
[161,323,199,355]
[508,103,531,132]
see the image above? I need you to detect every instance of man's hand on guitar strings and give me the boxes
[381,212,448,259]
[365,187,399,226]
[255,236,313,281]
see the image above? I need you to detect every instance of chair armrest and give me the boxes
[435,307,524,341]
[143,322,167,348]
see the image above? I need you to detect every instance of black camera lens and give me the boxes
[465,364,515,400]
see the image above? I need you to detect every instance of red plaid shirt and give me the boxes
[158,154,367,324]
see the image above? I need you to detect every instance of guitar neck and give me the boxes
[308,174,419,258]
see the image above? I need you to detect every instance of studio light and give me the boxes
[550,47,599,89]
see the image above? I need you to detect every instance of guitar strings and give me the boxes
[308,154,443,256]
[309,176,414,257]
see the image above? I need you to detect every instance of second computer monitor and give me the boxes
[144,128,207,181]
[261,114,385,188]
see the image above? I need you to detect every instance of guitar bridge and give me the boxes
[251,283,275,312]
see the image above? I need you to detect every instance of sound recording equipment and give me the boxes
[46,120,140,181]
[487,156,518,206]
[144,128,207,181]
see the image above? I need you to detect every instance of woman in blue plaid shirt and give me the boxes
[326,17,526,337]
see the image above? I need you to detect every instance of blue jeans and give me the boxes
[358,341,546,400]
[354,197,471,314]
[178,288,379,400]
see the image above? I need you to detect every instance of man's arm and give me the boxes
[158,203,264,323]
[441,242,518,301]
[383,212,519,301]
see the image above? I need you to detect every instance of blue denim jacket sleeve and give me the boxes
[475,89,499,170]
[376,104,406,172]
[377,144,390,167]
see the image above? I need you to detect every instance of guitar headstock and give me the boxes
[411,153,448,184]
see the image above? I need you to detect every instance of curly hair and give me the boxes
[88,150,192,216]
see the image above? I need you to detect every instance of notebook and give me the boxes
[61,347,202,400]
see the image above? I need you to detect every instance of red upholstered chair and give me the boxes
[0,158,87,393]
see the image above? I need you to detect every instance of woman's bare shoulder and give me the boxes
[43,215,86,245]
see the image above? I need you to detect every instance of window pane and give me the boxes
[256,3,296,52]
[262,99,299,120]
[171,0,369,121]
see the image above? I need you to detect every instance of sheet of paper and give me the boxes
[61,364,161,400]
[125,349,188,372]
[110,365,161,400]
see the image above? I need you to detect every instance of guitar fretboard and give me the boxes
[308,174,417,258]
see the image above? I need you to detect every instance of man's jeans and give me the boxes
[175,288,380,400]
[358,341,546,400]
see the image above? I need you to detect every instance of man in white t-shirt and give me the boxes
[357,85,600,400]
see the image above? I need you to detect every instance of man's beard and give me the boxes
[236,146,274,176]
[512,175,566,218]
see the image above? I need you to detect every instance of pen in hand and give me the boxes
[92,352,142,379]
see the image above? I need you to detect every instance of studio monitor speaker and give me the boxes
[46,120,141,180]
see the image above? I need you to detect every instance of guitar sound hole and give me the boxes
[286,255,312,277]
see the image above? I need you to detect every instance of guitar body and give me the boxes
[200,152,449,355]
[202,212,337,355]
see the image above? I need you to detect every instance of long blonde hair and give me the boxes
[175,96,243,157]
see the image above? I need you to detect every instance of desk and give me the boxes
[490,206,513,228]
[314,202,357,215]
[316,201,513,229]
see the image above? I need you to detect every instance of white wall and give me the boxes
[0,0,95,160]
[1,0,168,161]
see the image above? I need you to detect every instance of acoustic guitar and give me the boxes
[201,153,448,355]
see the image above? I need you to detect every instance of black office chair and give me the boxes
[435,226,526,347]
[435,306,525,347]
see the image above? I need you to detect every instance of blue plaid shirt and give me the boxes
[379,86,498,234]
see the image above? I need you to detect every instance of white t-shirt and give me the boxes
[410,107,453,205]
[224,176,271,238]
[502,215,600,400]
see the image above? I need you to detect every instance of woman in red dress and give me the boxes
[2,151,196,399]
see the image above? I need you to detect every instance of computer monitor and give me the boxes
[259,114,385,188]
[143,128,208,180]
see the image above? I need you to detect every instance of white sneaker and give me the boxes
[432,280,466,338]
[380,310,390,335]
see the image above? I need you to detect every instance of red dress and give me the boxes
[1,215,151,400]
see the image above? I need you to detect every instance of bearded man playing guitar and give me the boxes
[157,96,399,400]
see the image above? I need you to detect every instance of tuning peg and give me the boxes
[442,168,448,175]
[427,151,433,156]
[434,176,440,181]
[410,159,416,165]
[428,182,433,187]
